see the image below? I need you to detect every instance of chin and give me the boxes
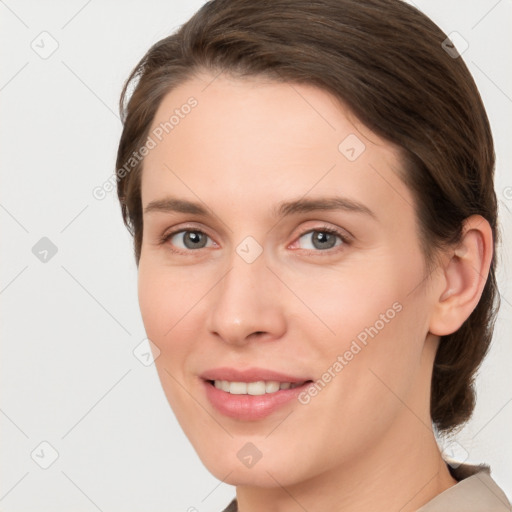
[208,462,300,488]
[194,441,311,488]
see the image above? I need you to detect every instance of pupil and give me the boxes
[185,231,204,248]
[314,231,335,249]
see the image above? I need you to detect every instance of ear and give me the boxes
[429,215,494,336]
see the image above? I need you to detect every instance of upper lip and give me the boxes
[200,367,311,383]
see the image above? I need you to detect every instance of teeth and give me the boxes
[230,382,247,395]
[265,381,280,393]
[247,381,265,395]
[212,380,305,395]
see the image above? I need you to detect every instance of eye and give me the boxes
[294,227,349,252]
[161,229,215,252]
[159,225,350,255]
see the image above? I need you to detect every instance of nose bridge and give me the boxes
[206,243,286,344]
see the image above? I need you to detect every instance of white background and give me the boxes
[1,1,511,511]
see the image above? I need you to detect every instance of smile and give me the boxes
[202,378,313,420]
[211,379,307,395]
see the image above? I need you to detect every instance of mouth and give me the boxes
[200,368,314,420]
[206,379,311,395]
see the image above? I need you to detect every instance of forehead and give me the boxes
[140,73,414,226]
[146,73,375,164]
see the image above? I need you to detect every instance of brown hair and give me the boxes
[116,0,499,432]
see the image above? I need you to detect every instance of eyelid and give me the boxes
[294,222,353,243]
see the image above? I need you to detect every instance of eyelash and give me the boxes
[158,224,351,256]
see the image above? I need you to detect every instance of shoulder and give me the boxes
[221,498,237,512]
[418,462,511,511]
[220,464,511,512]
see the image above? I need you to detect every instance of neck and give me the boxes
[236,420,457,512]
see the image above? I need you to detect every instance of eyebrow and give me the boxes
[144,195,376,219]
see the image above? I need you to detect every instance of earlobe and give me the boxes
[429,215,493,336]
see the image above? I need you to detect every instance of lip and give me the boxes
[200,367,310,383]
[200,367,313,421]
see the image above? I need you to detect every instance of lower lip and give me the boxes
[203,380,312,421]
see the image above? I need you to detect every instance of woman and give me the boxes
[115,0,511,510]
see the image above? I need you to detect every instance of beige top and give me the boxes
[221,463,511,511]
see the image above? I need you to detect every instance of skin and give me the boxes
[137,72,493,512]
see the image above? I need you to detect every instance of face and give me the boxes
[138,72,438,488]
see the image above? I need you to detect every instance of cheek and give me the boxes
[289,248,429,402]
[137,262,200,413]
[137,261,194,394]
[320,260,429,413]
[137,265,170,339]
[137,259,202,339]
[137,258,217,393]
[281,255,415,349]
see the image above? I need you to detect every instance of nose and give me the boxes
[205,249,287,346]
